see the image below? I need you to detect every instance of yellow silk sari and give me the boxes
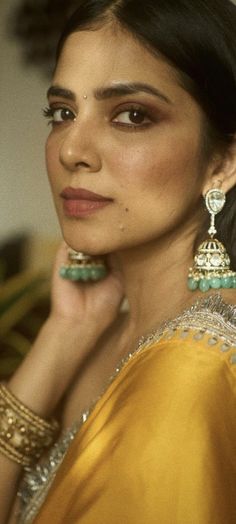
[20,296,236,523]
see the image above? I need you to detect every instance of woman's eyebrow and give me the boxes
[47,86,76,101]
[47,82,172,105]
[94,82,173,104]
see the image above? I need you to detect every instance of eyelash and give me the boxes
[43,106,75,125]
[112,105,153,130]
[43,104,154,130]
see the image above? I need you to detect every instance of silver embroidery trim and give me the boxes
[17,424,79,523]
[138,294,236,350]
[17,294,236,523]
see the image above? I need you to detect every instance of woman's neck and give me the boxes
[111,233,204,344]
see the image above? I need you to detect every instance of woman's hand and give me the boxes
[50,242,124,337]
[7,241,124,421]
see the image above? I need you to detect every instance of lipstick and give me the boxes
[60,187,113,217]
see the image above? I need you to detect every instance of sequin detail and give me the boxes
[138,294,236,351]
[230,353,236,365]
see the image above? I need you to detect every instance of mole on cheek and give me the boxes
[125,208,129,212]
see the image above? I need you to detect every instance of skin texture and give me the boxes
[46,26,208,257]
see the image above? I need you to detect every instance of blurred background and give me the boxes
[0,0,75,378]
[0,0,60,256]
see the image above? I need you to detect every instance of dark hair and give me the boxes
[57,0,236,268]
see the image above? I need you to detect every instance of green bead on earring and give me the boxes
[59,250,108,283]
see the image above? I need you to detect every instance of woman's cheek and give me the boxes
[45,138,60,187]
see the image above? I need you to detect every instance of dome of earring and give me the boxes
[194,239,230,271]
[188,239,236,292]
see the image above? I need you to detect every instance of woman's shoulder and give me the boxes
[119,293,236,407]
[138,292,236,362]
[79,293,236,439]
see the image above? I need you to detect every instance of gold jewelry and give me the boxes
[59,249,108,282]
[0,385,59,468]
[188,188,236,292]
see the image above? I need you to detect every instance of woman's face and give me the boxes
[46,24,209,255]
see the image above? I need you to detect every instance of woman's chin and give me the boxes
[61,233,110,257]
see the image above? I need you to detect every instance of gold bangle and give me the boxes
[0,384,59,467]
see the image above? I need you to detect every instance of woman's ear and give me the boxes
[203,136,236,195]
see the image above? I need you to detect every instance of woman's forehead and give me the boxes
[53,28,184,103]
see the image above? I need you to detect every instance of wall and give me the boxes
[0,0,59,245]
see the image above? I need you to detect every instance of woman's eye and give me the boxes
[43,107,76,124]
[112,108,151,127]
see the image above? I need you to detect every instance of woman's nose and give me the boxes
[59,121,102,173]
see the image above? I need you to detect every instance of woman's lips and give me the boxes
[60,187,113,217]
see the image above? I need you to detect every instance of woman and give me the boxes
[1,0,236,522]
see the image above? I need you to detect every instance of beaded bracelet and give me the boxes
[0,384,59,468]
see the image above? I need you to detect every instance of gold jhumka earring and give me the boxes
[188,188,236,292]
[60,249,108,282]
